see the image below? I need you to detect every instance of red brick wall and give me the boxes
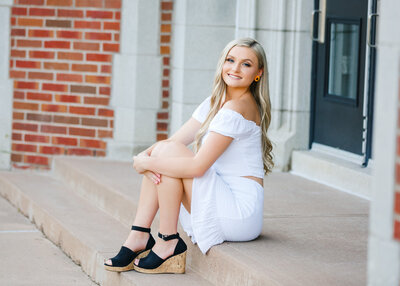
[9,0,121,169]
[395,75,400,240]
[156,0,172,141]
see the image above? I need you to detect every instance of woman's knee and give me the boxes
[151,141,193,157]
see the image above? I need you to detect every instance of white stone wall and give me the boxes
[368,0,400,284]
[108,0,161,159]
[0,0,13,170]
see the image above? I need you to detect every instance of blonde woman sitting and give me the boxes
[104,38,273,274]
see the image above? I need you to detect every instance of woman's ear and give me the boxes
[257,69,264,77]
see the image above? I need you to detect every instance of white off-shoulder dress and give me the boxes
[179,96,264,254]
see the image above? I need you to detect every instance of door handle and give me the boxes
[311,0,326,44]
[367,13,379,48]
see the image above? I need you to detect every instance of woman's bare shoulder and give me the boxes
[222,96,260,124]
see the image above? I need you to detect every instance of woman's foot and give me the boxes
[105,229,150,266]
[134,237,178,266]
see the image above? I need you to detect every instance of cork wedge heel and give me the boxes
[104,226,155,272]
[134,232,187,274]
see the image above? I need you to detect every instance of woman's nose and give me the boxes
[232,63,240,72]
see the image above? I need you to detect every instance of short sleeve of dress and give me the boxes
[192,96,211,123]
[208,109,255,139]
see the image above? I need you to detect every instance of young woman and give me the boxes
[104,38,273,274]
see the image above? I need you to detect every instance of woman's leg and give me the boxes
[135,141,194,264]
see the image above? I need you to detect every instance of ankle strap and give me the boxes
[158,232,179,241]
[131,225,151,233]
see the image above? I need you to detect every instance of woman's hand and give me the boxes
[133,153,161,184]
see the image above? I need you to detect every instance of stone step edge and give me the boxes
[0,174,212,286]
[52,157,278,286]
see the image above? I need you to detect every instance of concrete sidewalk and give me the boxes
[0,196,96,286]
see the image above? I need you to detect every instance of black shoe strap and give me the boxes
[158,232,179,241]
[132,225,151,233]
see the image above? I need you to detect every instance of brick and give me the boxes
[16,60,40,69]
[70,85,96,94]
[72,63,97,72]
[85,32,112,41]
[25,134,49,143]
[13,112,25,120]
[10,70,26,79]
[26,92,52,101]
[98,108,113,117]
[163,57,170,66]
[26,113,52,122]
[17,40,42,48]
[29,8,56,16]
[395,192,400,214]
[76,0,102,7]
[42,83,68,92]
[44,62,69,70]
[397,163,400,185]
[73,42,100,51]
[395,220,400,240]
[40,146,64,155]
[74,20,101,29]
[157,133,168,141]
[103,22,120,30]
[163,68,170,77]
[85,75,110,84]
[98,130,113,138]
[55,94,81,103]
[12,7,27,16]
[24,155,49,166]
[57,51,83,61]
[29,50,55,59]
[53,115,79,124]
[12,143,37,152]
[81,117,107,127]
[11,29,26,36]
[18,18,43,27]
[162,101,169,108]
[11,153,23,163]
[41,124,67,134]
[11,50,26,58]
[45,41,70,49]
[160,46,170,55]
[160,35,170,43]
[67,148,93,156]
[13,122,38,132]
[161,13,172,21]
[162,80,169,87]
[46,19,71,28]
[105,0,121,8]
[14,91,25,100]
[57,73,83,82]
[28,71,53,81]
[16,0,44,4]
[95,150,106,157]
[110,120,113,128]
[103,43,119,52]
[57,30,82,39]
[69,127,95,137]
[86,10,113,19]
[101,65,111,73]
[47,0,72,6]
[14,81,39,90]
[115,11,120,20]
[87,53,111,62]
[10,60,13,69]
[114,33,119,41]
[12,133,22,141]
[11,17,16,26]
[157,112,168,120]
[161,1,173,10]
[52,136,77,146]
[157,122,168,131]
[80,138,106,149]
[70,106,95,115]
[28,29,54,38]
[58,9,84,18]
[84,96,109,105]
[41,104,68,113]
[99,86,110,95]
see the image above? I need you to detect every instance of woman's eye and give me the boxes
[243,63,251,67]
[226,58,234,63]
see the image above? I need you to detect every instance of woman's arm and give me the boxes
[133,131,233,178]
[168,117,202,146]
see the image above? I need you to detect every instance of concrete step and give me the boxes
[0,171,212,286]
[53,156,369,286]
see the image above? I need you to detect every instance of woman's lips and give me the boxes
[227,73,241,79]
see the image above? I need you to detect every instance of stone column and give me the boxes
[368,0,400,284]
[0,0,13,170]
[108,0,161,159]
[256,0,313,170]
[170,0,236,134]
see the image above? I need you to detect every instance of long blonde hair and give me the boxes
[194,38,274,174]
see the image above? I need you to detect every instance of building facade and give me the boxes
[0,0,399,284]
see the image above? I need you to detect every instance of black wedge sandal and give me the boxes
[104,225,155,272]
[133,232,187,274]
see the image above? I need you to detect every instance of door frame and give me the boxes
[309,0,377,166]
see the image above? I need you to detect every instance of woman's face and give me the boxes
[222,46,262,89]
